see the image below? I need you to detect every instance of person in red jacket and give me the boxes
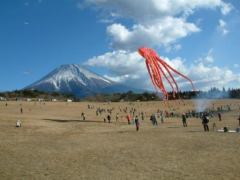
[127,114,131,125]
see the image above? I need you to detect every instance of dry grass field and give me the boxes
[0,99,240,180]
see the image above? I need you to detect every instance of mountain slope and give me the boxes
[25,64,141,97]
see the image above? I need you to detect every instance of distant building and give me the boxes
[51,99,57,102]
[38,98,44,102]
[67,99,73,102]
[0,97,6,101]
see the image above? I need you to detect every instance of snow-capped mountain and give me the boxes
[25,64,140,97]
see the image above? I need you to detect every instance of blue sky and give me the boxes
[0,0,239,91]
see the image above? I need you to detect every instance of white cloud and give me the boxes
[86,50,145,75]
[173,44,182,51]
[220,2,233,15]
[83,0,232,51]
[195,49,214,64]
[107,17,200,50]
[85,50,240,91]
[165,44,182,53]
[84,0,232,22]
[218,19,229,35]
[189,63,239,90]
[85,50,151,88]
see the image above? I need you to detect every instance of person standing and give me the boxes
[218,112,222,121]
[107,114,111,123]
[238,114,240,126]
[160,112,164,123]
[115,113,119,123]
[150,114,157,126]
[81,112,85,120]
[141,112,144,121]
[154,114,158,126]
[182,113,187,127]
[212,122,216,131]
[127,114,131,125]
[202,113,209,132]
[135,115,140,131]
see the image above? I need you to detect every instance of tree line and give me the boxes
[0,87,239,102]
[86,87,240,102]
[0,89,74,100]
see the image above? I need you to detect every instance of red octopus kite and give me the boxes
[138,47,195,99]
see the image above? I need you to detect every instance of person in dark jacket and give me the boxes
[107,114,111,123]
[202,113,209,132]
[150,114,158,126]
[238,115,240,126]
[135,115,140,131]
[218,112,222,121]
[182,113,187,127]
[81,112,85,120]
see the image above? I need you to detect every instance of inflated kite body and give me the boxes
[138,47,195,99]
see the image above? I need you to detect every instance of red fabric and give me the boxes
[138,47,195,99]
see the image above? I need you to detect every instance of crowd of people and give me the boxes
[2,100,240,132]
[83,101,240,132]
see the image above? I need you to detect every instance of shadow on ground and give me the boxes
[42,119,104,123]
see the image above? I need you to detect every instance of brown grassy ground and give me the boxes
[0,99,240,180]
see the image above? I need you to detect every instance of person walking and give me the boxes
[182,113,187,127]
[150,114,158,126]
[202,113,209,132]
[135,115,140,131]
